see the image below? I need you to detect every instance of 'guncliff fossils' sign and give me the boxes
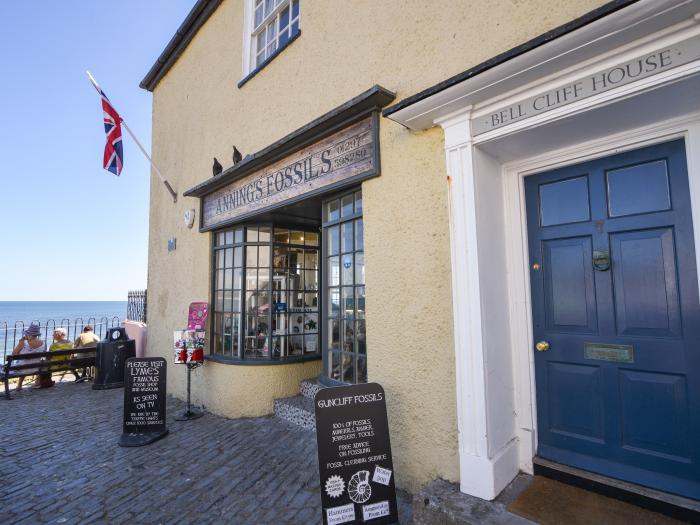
[472,35,700,136]
[314,383,398,525]
[202,117,375,229]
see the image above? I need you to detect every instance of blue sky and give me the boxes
[0,1,195,300]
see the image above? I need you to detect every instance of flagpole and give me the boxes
[120,120,177,202]
[86,70,177,203]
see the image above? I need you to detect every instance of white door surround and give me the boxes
[426,6,700,501]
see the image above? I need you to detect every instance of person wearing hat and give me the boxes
[11,323,47,390]
[50,327,79,381]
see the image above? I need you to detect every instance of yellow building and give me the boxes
[142,0,700,513]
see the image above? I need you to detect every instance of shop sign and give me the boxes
[202,117,375,229]
[315,383,398,525]
[472,34,700,136]
[187,301,209,330]
[118,357,169,447]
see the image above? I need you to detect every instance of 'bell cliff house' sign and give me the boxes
[472,34,700,136]
[200,116,377,230]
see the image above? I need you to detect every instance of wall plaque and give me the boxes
[472,34,700,136]
[584,343,634,363]
[202,116,376,229]
[119,357,169,447]
[315,383,398,525]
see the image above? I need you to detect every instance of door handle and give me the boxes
[535,341,550,352]
[593,250,611,271]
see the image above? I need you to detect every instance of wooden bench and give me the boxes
[1,348,97,400]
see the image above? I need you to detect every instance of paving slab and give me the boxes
[0,381,412,524]
[413,478,535,525]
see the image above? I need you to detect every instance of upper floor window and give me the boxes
[251,0,300,69]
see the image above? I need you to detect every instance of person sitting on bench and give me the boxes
[73,325,99,382]
[49,327,79,382]
[11,323,45,390]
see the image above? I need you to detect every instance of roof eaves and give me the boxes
[382,0,639,118]
[140,0,224,92]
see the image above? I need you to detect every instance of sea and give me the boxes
[0,301,128,357]
[0,301,127,325]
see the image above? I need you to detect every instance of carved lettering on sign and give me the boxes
[202,117,375,229]
[473,35,700,135]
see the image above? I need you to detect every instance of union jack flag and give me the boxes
[99,88,123,176]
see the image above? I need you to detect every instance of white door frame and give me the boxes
[501,112,700,474]
[436,33,700,496]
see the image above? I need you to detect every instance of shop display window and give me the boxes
[211,223,319,361]
[323,190,366,384]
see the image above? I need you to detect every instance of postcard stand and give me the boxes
[175,361,204,421]
[173,330,205,421]
[173,304,208,422]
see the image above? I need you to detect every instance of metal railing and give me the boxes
[127,290,147,323]
[1,317,120,362]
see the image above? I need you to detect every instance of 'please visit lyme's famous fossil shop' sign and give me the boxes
[202,117,375,229]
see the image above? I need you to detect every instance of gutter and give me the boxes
[382,0,639,118]
[140,0,223,92]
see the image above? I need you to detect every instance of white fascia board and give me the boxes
[386,0,700,130]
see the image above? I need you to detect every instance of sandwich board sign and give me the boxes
[314,383,398,524]
[118,357,169,447]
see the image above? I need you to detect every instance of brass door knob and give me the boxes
[535,341,550,352]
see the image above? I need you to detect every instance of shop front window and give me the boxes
[324,190,366,383]
[211,223,319,362]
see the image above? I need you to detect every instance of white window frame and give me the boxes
[242,0,300,78]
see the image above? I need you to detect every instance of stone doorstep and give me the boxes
[413,477,535,525]
[299,377,325,399]
[273,394,316,430]
[273,377,324,431]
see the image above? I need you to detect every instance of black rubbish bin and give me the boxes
[92,327,136,390]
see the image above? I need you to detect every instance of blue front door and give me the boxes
[525,139,700,499]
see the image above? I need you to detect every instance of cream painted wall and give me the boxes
[195,360,321,417]
[146,0,609,492]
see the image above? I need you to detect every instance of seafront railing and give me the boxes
[127,290,147,323]
[0,317,120,362]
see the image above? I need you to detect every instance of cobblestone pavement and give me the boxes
[0,381,412,524]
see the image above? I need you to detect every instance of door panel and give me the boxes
[610,228,681,337]
[543,237,598,332]
[618,369,690,462]
[539,176,591,226]
[606,159,671,217]
[547,362,605,443]
[525,139,700,499]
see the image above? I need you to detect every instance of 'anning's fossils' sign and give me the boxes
[202,117,375,229]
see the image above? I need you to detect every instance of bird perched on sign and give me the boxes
[232,146,243,165]
[213,158,222,176]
